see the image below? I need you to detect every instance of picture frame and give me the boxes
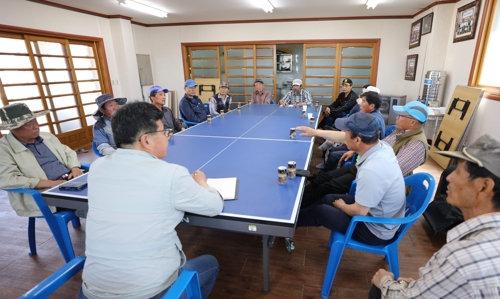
[405,54,418,81]
[409,19,422,49]
[421,12,434,35]
[453,0,481,43]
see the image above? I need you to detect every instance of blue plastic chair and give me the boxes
[163,270,202,299]
[92,142,103,157]
[321,172,435,298]
[1,188,80,263]
[385,125,396,136]
[179,111,198,127]
[19,256,86,299]
[1,164,89,262]
[203,103,209,114]
[341,153,358,167]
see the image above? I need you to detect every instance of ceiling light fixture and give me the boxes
[258,0,275,13]
[366,0,380,9]
[117,0,168,18]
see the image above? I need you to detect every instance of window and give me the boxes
[471,0,500,100]
[0,29,110,147]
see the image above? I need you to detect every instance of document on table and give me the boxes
[207,177,239,200]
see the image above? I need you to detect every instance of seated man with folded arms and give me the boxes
[78,102,223,299]
[179,79,207,123]
[298,101,428,209]
[370,134,500,299]
[149,85,186,133]
[320,78,358,129]
[279,79,312,107]
[320,90,385,172]
[0,103,83,216]
[251,78,272,104]
[209,82,232,116]
[92,93,127,156]
[297,113,406,246]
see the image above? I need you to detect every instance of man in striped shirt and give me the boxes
[280,79,312,107]
[370,134,500,299]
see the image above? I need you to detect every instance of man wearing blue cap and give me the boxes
[297,101,429,209]
[93,94,127,156]
[297,113,406,246]
[149,85,185,133]
[179,79,208,123]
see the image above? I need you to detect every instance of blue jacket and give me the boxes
[371,109,386,139]
[179,95,207,123]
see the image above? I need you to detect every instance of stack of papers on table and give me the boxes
[207,177,239,200]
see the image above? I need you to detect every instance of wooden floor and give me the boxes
[0,138,447,298]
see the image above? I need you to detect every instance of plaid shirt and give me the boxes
[383,131,426,177]
[282,88,312,105]
[381,213,500,298]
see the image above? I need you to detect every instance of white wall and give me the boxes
[0,0,141,101]
[134,18,412,98]
[2,0,498,144]
[401,0,499,145]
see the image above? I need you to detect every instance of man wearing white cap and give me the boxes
[370,134,500,299]
[0,103,84,216]
[280,79,312,107]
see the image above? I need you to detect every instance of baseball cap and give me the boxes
[342,78,353,86]
[293,79,302,86]
[254,78,264,84]
[363,86,380,94]
[149,85,168,96]
[436,134,500,178]
[334,113,379,137]
[184,79,197,87]
[220,82,229,88]
[392,101,428,122]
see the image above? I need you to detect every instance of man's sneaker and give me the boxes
[318,140,334,151]
[316,163,325,169]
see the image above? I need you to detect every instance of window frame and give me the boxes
[469,0,500,101]
[0,24,112,146]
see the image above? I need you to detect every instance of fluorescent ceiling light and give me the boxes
[258,0,274,13]
[117,0,168,18]
[366,0,380,9]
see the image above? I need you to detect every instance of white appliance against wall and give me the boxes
[421,70,446,107]
[380,95,407,125]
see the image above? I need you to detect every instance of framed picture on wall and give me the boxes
[405,54,418,81]
[453,0,481,43]
[422,13,434,35]
[409,19,422,48]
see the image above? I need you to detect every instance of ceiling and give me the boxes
[32,0,449,25]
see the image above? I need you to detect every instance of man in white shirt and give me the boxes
[77,102,224,299]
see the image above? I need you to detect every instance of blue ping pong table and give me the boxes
[42,104,320,292]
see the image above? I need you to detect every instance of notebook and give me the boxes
[207,177,239,200]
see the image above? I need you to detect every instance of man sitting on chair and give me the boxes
[149,85,185,133]
[0,103,83,216]
[78,102,223,299]
[179,79,208,123]
[298,101,429,209]
[370,134,500,298]
[92,93,127,156]
[209,82,232,116]
[279,79,312,107]
[297,113,406,246]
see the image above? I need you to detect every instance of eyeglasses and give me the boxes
[138,129,169,141]
[397,115,414,120]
